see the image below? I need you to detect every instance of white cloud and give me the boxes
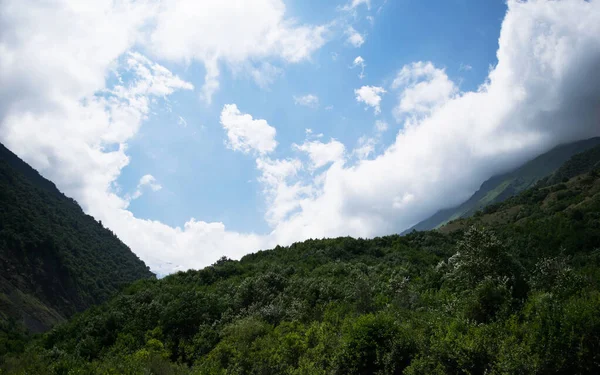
[345,26,365,47]
[265,0,600,240]
[232,0,600,251]
[375,120,388,133]
[354,85,386,114]
[256,157,307,226]
[256,138,345,233]
[140,174,162,191]
[121,52,195,98]
[220,104,277,155]
[459,63,473,71]
[294,94,319,108]
[0,0,327,108]
[353,136,377,159]
[352,121,388,160]
[249,62,283,89]
[131,174,162,200]
[178,116,188,127]
[353,56,365,65]
[343,0,371,11]
[294,139,346,169]
[392,62,458,121]
[352,56,366,79]
[149,0,328,103]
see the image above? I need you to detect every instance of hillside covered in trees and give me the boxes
[1,144,600,374]
[406,137,600,232]
[0,143,154,335]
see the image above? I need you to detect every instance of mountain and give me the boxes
[0,143,154,333]
[440,142,600,234]
[543,142,600,185]
[3,147,600,374]
[404,137,600,233]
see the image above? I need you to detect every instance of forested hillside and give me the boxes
[0,143,154,334]
[406,137,600,232]
[2,146,600,374]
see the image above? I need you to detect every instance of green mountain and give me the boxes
[405,137,600,233]
[3,145,600,374]
[0,143,154,334]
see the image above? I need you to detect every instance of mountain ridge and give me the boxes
[0,142,154,333]
[3,144,600,373]
[404,137,600,233]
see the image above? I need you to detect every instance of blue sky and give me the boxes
[2,0,600,274]
[120,0,506,233]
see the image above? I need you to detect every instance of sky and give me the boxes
[1,0,600,275]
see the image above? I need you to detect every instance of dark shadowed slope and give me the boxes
[405,137,600,233]
[0,143,154,333]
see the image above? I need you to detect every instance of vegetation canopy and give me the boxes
[2,144,600,374]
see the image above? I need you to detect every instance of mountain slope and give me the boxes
[405,137,600,232]
[440,142,600,235]
[3,149,600,374]
[543,142,600,185]
[0,143,154,333]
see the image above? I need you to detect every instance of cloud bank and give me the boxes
[1,0,600,274]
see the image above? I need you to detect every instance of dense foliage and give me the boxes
[3,156,600,374]
[0,143,154,334]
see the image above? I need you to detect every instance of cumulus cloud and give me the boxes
[149,0,328,103]
[233,0,600,252]
[256,157,307,226]
[220,104,277,155]
[294,139,346,169]
[345,26,365,47]
[355,85,386,114]
[269,0,600,239]
[140,174,162,190]
[294,94,320,108]
[391,62,458,122]
[2,0,600,276]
